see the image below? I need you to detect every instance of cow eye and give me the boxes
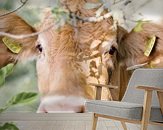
[104,46,117,55]
[36,44,43,53]
[109,46,116,55]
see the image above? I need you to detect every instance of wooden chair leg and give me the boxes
[121,121,127,130]
[92,113,98,130]
[141,90,152,130]
[157,91,163,114]
[95,87,102,100]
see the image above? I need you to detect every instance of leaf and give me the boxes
[4,63,14,77]
[0,123,19,130]
[0,92,38,113]
[133,20,150,32]
[98,0,108,4]
[2,37,22,54]
[90,61,97,68]
[98,63,103,75]
[7,92,38,105]
[95,74,100,80]
[84,2,101,10]
[0,63,14,86]
[0,107,8,114]
[91,50,99,56]
[89,69,96,77]
[51,7,69,28]
[144,35,156,57]
[0,70,5,87]
[51,7,66,14]
[101,41,109,48]
[96,5,104,17]
[90,40,101,50]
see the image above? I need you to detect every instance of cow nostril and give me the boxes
[36,44,43,52]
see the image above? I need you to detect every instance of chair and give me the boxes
[89,82,118,100]
[85,68,163,130]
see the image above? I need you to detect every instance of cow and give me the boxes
[0,0,116,113]
[106,22,163,100]
[2,0,162,113]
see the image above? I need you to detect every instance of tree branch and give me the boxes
[0,24,54,39]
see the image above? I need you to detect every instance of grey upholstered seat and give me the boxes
[86,100,163,122]
[85,69,163,123]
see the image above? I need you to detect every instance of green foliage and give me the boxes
[0,4,39,130]
[51,7,70,28]
[0,92,38,113]
[0,123,19,130]
[8,92,38,105]
[95,5,104,17]
[0,63,14,86]
[133,20,150,32]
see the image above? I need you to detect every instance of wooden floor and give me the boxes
[0,113,141,130]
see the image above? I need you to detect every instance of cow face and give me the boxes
[36,0,117,112]
[0,12,87,113]
[0,0,118,112]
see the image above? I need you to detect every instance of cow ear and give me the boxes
[117,26,128,44]
[0,11,38,68]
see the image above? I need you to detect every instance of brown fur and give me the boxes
[37,0,116,102]
[107,23,163,100]
[0,10,38,68]
[117,23,163,67]
[110,23,163,100]
[37,15,92,99]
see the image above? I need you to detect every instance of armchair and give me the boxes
[85,69,163,130]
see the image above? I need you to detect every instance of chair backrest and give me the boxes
[122,68,163,107]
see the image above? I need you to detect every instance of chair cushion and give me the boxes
[85,100,163,123]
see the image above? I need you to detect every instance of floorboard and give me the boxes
[0,112,144,130]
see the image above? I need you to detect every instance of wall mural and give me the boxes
[0,0,163,116]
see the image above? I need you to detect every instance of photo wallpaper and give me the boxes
[0,0,163,114]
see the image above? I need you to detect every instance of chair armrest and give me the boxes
[136,86,163,107]
[88,83,118,100]
[137,86,163,116]
[89,83,118,89]
[138,86,163,123]
[137,86,163,92]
